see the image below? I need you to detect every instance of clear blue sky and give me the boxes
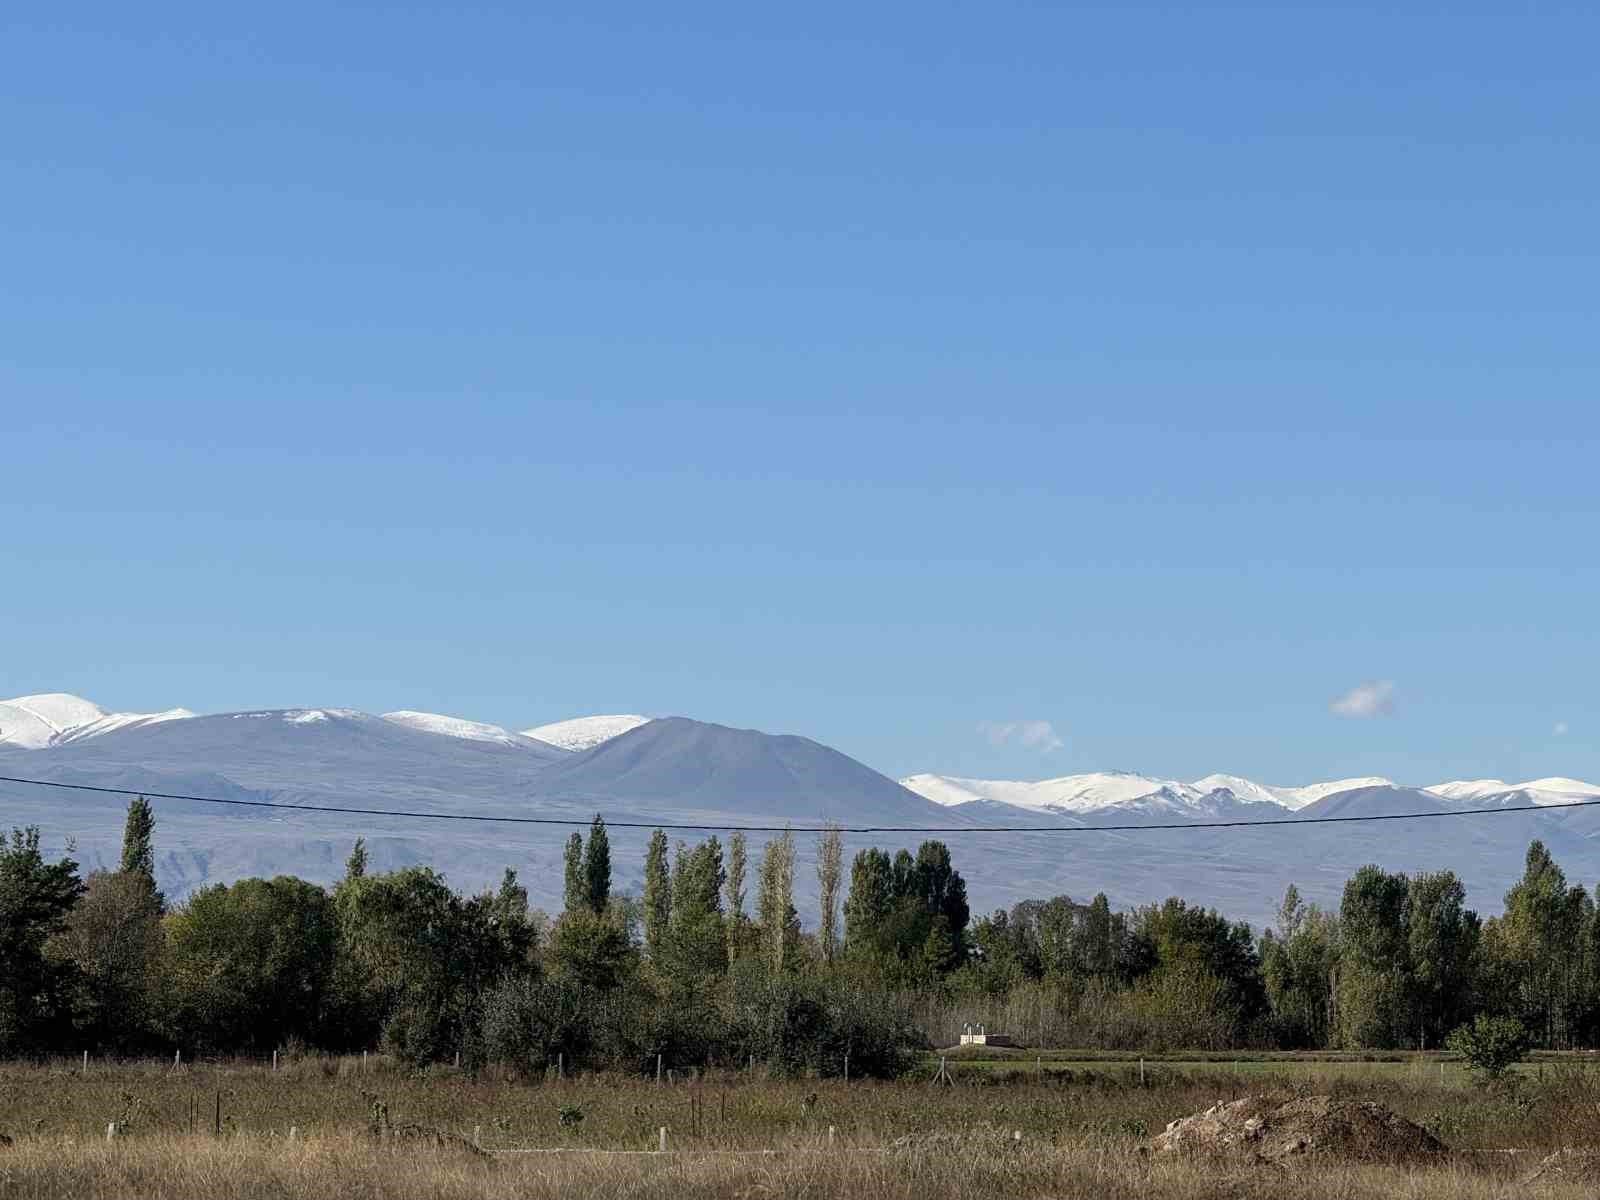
[4,1,1596,787]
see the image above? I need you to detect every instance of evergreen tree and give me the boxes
[119,796,163,909]
[642,829,672,958]
[562,832,584,914]
[583,815,612,915]
[816,824,843,964]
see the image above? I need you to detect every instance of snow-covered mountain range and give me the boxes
[0,693,194,750]
[3,692,1597,926]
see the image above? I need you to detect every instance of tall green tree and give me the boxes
[0,828,85,1055]
[844,848,894,957]
[1335,865,1412,1048]
[344,837,368,881]
[119,796,164,910]
[54,870,164,1051]
[816,824,843,964]
[642,830,672,959]
[562,832,584,914]
[724,830,748,958]
[1405,870,1477,1049]
[583,815,612,915]
[757,828,798,974]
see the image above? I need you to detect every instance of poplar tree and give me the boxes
[642,829,671,958]
[344,837,369,881]
[119,796,164,911]
[724,831,748,957]
[562,832,584,913]
[583,815,612,914]
[816,824,843,964]
[757,828,798,974]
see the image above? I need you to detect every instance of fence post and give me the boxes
[473,1125,482,1149]
[83,1050,88,1074]
[1140,1058,1145,1086]
[174,1049,181,1069]
[659,1126,668,1153]
[454,1050,460,1069]
[558,1052,564,1080]
[843,1052,849,1084]
[273,1050,278,1072]
[828,1125,835,1147]
[656,1054,663,1085]
[215,1091,222,1137]
[362,1049,368,1073]
[106,1122,116,1142]
[288,1126,297,1142]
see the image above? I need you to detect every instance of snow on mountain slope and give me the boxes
[904,770,1399,816]
[1429,777,1600,806]
[382,710,551,748]
[1191,774,1394,810]
[0,693,194,749]
[523,714,652,752]
[900,771,1203,814]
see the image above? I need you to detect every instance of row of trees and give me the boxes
[5,802,1599,1065]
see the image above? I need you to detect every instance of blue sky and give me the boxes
[4,1,1595,786]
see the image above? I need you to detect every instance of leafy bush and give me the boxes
[1446,1014,1530,1080]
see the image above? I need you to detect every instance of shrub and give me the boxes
[1446,1014,1530,1081]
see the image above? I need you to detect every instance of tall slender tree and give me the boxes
[583,815,612,915]
[344,837,369,881]
[816,824,843,964]
[119,796,163,909]
[642,829,672,958]
[724,830,748,959]
[562,832,584,914]
[757,827,798,974]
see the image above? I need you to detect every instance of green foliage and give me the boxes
[53,870,164,1052]
[1447,1013,1531,1080]
[562,833,584,914]
[165,876,338,1052]
[583,816,611,915]
[344,837,368,881]
[118,797,162,910]
[0,827,85,1055]
[642,829,671,959]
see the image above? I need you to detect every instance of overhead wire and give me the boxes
[2,773,1596,835]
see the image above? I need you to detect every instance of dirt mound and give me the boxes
[1151,1095,1445,1165]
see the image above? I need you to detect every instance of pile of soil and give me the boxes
[1151,1095,1446,1165]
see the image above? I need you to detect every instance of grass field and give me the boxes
[3,1054,1599,1197]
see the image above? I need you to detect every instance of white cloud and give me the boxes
[1554,721,1569,736]
[1329,681,1396,718]
[978,719,1064,753]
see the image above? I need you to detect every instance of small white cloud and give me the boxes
[1329,681,1396,718]
[1554,721,1569,736]
[978,719,1064,753]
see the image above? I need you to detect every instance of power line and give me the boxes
[2,772,1597,835]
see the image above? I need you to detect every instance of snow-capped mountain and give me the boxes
[1192,774,1396,811]
[900,770,1410,817]
[1428,778,1600,807]
[522,714,652,752]
[0,693,193,750]
[382,710,555,749]
[900,771,1205,814]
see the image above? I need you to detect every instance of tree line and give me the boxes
[2,804,1594,1069]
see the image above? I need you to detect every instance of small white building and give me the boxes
[958,1022,1016,1047]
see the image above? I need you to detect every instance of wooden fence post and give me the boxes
[658,1126,668,1153]
[215,1091,222,1137]
[273,1050,278,1072]
[82,1050,88,1074]
[1140,1058,1145,1085]
[106,1122,116,1142]
[656,1054,663,1085]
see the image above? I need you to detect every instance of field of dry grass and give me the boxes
[3,1056,1599,1197]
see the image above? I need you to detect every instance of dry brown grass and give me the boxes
[1,1058,1595,1197]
